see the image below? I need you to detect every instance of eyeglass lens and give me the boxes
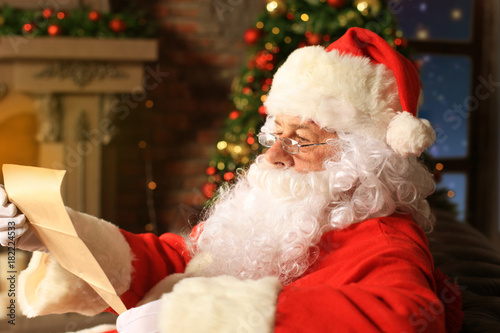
[259,133,275,146]
[281,137,298,153]
[259,133,299,153]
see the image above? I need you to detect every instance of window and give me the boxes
[395,0,499,240]
[416,54,470,222]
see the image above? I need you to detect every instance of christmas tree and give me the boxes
[202,0,411,200]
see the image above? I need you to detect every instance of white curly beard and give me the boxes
[192,156,348,285]
[190,130,436,284]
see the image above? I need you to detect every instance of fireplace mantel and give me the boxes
[0,36,158,216]
[0,36,157,60]
[0,36,157,92]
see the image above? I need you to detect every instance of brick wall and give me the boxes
[102,0,265,234]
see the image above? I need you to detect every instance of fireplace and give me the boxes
[0,36,157,216]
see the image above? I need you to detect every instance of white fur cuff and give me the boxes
[18,208,133,317]
[159,276,282,333]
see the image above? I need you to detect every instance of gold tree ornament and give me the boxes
[354,0,382,17]
[266,0,287,17]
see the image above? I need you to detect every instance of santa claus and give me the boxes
[0,28,462,333]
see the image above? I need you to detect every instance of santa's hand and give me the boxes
[116,299,162,333]
[0,185,47,252]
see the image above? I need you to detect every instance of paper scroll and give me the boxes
[2,164,127,314]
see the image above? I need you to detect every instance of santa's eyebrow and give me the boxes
[274,119,312,130]
[295,123,312,130]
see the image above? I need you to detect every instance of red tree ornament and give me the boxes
[42,8,54,19]
[242,87,252,95]
[202,182,217,199]
[89,11,101,21]
[306,32,322,45]
[109,18,127,33]
[258,105,267,116]
[223,172,235,181]
[327,0,347,8]
[23,23,35,34]
[244,28,261,45]
[48,24,62,36]
[229,111,240,120]
[262,78,272,92]
[255,50,275,71]
[394,37,408,48]
[206,166,217,176]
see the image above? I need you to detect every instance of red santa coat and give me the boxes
[18,211,462,332]
[114,214,460,332]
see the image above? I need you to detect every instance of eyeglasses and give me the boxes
[257,132,329,154]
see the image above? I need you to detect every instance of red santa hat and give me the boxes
[264,27,435,157]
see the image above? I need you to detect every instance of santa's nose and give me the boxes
[264,140,293,168]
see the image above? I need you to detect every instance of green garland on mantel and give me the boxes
[0,5,157,38]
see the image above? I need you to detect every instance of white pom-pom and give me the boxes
[386,111,436,157]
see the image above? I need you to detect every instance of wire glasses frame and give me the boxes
[258,132,329,154]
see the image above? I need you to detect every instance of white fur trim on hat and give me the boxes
[264,45,401,143]
[264,45,436,156]
[159,275,282,333]
[386,111,436,157]
[18,208,133,317]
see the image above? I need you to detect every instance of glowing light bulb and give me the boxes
[217,141,228,150]
[267,1,278,13]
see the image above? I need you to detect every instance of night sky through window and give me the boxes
[394,0,475,221]
[395,0,473,41]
